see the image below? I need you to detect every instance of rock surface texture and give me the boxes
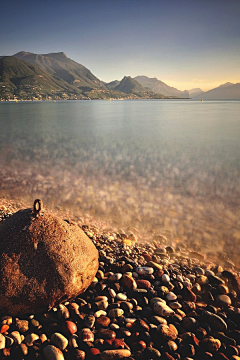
[0,200,98,316]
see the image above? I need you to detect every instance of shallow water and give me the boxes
[0,100,240,262]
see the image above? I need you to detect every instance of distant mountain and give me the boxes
[188,88,203,97]
[134,75,189,98]
[105,80,120,90]
[114,76,146,94]
[14,51,106,90]
[193,82,240,100]
[0,56,84,100]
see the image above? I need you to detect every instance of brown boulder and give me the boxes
[0,200,98,316]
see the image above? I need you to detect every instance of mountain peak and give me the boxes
[219,82,233,88]
[42,52,67,61]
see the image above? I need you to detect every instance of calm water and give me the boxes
[0,100,240,261]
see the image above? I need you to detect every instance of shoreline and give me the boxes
[0,198,240,360]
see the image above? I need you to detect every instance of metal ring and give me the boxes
[33,199,43,215]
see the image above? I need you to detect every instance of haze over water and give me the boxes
[0,100,240,263]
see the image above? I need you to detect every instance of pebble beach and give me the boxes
[0,199,240,360]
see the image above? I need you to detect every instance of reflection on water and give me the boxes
[0,100,240,263]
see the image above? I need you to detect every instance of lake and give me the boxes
[0,100,240,262]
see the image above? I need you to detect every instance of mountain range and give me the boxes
[0,51,239,100]
[193,82,240,100]
[134,75,189,98]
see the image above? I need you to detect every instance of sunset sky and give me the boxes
[1,0,239,91]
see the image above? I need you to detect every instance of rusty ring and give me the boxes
[33,199,43,215]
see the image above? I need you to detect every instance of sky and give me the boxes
[0,0,240,91]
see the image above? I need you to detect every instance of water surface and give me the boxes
[0,100,240,262]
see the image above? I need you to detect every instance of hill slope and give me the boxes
[134,75,189,98]
[0,56,84,100]
[193,82,240,100]
[14,51,106,90]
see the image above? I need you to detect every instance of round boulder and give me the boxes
[0,200,98,316]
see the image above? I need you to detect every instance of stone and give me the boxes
[121,274,137,289]
[108,308,124,318]
[201,337,221,352]
[108,273,122,282]
[51,332,68,350]
[95,310,107,317]
[136,279,152,289]
[146,261,163,270]
[62,320,78,334]
[0,200,98,316]
[95,316,111,328]
[136,267,154,275]
[116,293,127,301]
[0,333,5,349]
[43,345,65,360]
[201,311,227,331]
[15,319,29,333]
[20,343,28,356]
[166,292,177,301]
[79,328,94,342]
[144,347,161,359]
[10,331,22,344]
[98,328,116,340]
[24,333,39,346]
[157,324,177,341]
[217,294,231,306]
[161,274,171,283]
[150,315,168,326]
[100,349,131,360]
[57,304,70,319]
[153,301,174,317]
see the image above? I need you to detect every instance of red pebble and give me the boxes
[155,269,164,280]
[142,253,152,261]
[90,348,100,356]
[136,279,151,289]
[131,341,147,351]
[0,325,9,333]
[62,320,77,335]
